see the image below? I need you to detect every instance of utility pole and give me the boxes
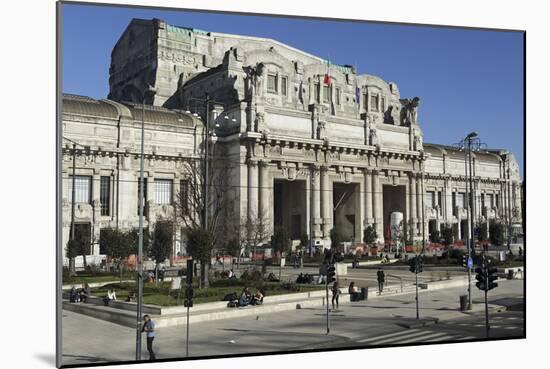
[136,87,156,361]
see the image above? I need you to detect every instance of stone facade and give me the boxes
[62,18,523,262]
[61,94,203,264]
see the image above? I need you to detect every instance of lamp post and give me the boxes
[63,137,90,274]
[506,156,512,251]
[185,94,229,355]
[136,86,156,361]
[455,132,486,310]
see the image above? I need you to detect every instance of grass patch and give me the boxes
[63,271,135,284]
[91,279,323,306]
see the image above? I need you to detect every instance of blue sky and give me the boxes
[61,3,524,174]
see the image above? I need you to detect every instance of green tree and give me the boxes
[149,221,174,281]
[66,226,91,273]
[363,225,377,246]
[440,224,454,247]
[440,224,454,261]
[271,227,291,257]
[100,227,134,283]
[477,222,488,242]
[185,227,214,287]
[330,228,344,250]
[489,221,505,246]
[225,237,241,259]
[271,227,291,280]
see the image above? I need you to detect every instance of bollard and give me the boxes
[361,287,369,301]
[459,295,468,311]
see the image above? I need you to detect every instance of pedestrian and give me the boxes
[377,268,385,295]
[519,246,523,258]
[331,281,341,310]
[348,281,360,301]
[142,315,156,360]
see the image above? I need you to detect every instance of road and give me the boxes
[62,278,523,366]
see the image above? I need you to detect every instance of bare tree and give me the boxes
[173,141,233,288]
[241,209,270,262]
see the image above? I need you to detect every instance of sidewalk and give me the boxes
[63,275,472,328]
[62,279,524,365]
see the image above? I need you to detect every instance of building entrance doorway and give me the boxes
[333,182,360,243]
[273,180,307,242]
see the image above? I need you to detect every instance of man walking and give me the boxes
[142,315,156,360]
[377,268,385,295]
[331,281,341,310]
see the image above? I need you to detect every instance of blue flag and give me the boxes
[355,86,360,104]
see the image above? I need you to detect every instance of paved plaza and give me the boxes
[62,279,523,365]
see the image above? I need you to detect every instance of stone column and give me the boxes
[259,160,270,222]
[247,159,258,219]
[321,165,331,239]
[416,175,423,228]
[364,169,373,225]
[92,173,101,256]
[457,215,462,241]
[258,160,273,234]
[372,170,383,241]
[311,165,322,239]
[410,173,417,236]
[444,178,452,222]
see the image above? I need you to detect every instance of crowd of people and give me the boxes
[68,283,91,303]
[236,287,265,307]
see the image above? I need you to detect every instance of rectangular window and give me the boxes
[437,191,442,209]
[314,83,320,102]
[381,96,386,112]
[69,175,92,204]
[137,178,148,215]
[485,194,493,208]
[281,76,287,96]
[322,85,330,103]
[456,192,465,208]
[100,176,110,216]
[452,192,456,211]
[363,93,368,109]
[154,179,173,205]
[426,191,435,208]
[370,94,379,112]
[335,88,341,105]
[180,179,190,215]
[267,74,277,93]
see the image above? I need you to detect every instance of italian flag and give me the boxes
[324,59,332,86]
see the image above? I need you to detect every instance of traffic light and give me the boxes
[461,254,468,268]
[327,265,336,284]
[475,266,487,291]
[186,259,194,286]
[184,285,194,307]
[487,267,499,291]
[409,257,417,273]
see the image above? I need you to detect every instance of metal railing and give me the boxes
[386,274,403,293]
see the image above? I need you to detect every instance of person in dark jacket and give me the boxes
[331,281,341,309]
[377,268,385,294]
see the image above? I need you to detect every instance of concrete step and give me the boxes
[63,278,470,328]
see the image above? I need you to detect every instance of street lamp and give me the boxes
[136,86,157,361]
[63,136,90,274]
[455,132,486,311]
[184,94,226,356]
